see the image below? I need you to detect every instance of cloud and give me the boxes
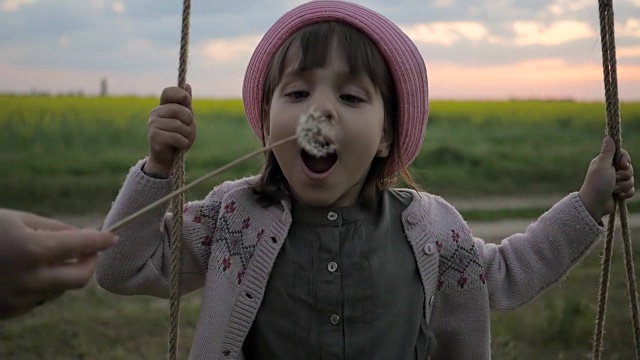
[619,46,640,59]
[400,22,498,46]
[58,36,71,48]
[112,1,124,14]
[200,35,262,64]
[513,20,595,46]
[544,0,592,16]
[432,0,454,7]
[619,18,640,38]
[0,0,35,12]
[428,58,640,100]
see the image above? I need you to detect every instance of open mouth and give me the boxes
[301,149,338,174]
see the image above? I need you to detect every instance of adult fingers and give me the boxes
[31,229,117,264]
[29,255,98,292]
[17,211,78,232]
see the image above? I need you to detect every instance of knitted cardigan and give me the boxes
[96,159,604,359]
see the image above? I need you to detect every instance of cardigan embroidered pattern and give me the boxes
[190,198,265,287]
[96,159,605,360]
[437,226,486,292]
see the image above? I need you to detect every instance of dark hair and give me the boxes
[251,21,420,207]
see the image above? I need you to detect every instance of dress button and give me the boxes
[330,314,340,325]
[327,261,338,272]
[407,213,419,225]
[327,211,338,221]
[424,243,436,255]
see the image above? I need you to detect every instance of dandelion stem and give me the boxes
[104,133,297,233]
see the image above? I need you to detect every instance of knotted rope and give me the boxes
[169,1,191,359]
[592,0,640,358]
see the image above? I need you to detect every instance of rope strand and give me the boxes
[169,1,191,359]
[592,202,617,359]
[592,0,640,358]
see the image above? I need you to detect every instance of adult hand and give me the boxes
[0,209,118,320]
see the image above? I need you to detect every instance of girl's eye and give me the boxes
[340,94,364,103]
[286,91,309,100]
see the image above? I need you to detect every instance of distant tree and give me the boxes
[100,77,108,97]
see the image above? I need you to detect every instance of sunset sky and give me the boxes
[1,0,639,100]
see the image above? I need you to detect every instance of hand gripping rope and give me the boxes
[593,0,640,360]
[592,0,640,359]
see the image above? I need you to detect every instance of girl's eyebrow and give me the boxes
[342,74,376,98]
[280,68,306,82]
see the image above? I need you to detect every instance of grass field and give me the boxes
[1,95,640,216]
[1,96,640,359]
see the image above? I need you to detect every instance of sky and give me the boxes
[1,0,639,101]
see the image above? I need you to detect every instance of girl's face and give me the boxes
[266,39,391,208]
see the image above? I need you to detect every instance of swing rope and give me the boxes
[592,0,640,358]
[168,0,191,359]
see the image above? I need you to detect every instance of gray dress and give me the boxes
[243,189,435,359]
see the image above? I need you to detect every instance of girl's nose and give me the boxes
[310,93,337,121]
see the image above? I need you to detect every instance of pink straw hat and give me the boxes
[242,0,429,173]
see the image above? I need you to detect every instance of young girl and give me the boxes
[96,1,635,359]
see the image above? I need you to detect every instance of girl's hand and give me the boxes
[579,136,635,222]
[145,84,196,177]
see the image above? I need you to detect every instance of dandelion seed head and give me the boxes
[296,109,336,157]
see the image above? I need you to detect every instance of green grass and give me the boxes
[1,96,639,216]
[2,232,638,359]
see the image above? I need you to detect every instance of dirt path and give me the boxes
[467,213,640,242]
[447,193,640,211]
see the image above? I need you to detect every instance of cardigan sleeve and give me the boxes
[474,192,604,310]
[424,191,604,359]
[95,159,231,298]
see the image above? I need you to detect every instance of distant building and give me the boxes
[100,77,108,97]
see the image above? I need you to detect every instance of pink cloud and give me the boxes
[427,59,640,100]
